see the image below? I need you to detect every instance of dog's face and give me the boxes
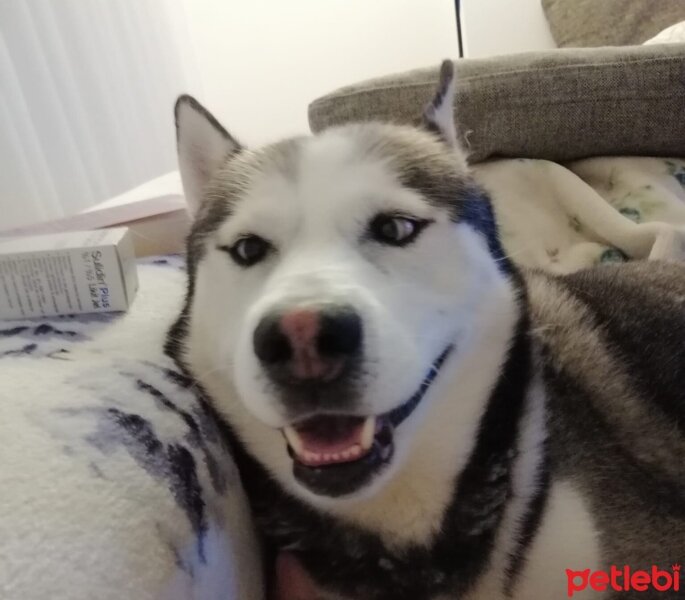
[173,63,511,503]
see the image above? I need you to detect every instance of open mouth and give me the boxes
[281,346,452,497]
[284,414,385,467]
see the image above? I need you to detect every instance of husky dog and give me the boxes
[167,61,685,599]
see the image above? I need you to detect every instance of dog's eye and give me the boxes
[223,235,272,267]
[369,214,429,247]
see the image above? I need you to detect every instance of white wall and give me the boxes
[180,0,459,146]
[460,0,556,58]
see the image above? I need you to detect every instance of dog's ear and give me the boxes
[423,60,460,149]
[175,95,242,215]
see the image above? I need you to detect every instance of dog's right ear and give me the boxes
[175,95,242,216]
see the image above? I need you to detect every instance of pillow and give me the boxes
[308,44,685,164]
[541,0,685,47]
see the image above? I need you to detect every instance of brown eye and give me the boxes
[223,235,272,267]
[369,214,430,246]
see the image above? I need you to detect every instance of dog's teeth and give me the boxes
[287,423,373,465]
[305,451,320,464]
[283,426,304,456]
[360,417,376,450]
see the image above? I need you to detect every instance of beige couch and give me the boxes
[309,44,685,165]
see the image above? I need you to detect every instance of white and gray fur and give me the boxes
[167,61,685,599]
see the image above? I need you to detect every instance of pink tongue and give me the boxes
[294,416,365,455]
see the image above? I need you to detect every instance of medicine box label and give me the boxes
[0,228,138,320]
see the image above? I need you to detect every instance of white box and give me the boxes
[0,228,138,320]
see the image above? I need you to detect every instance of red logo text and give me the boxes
[566,565,680,597]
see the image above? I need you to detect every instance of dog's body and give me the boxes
[167,63,685,599]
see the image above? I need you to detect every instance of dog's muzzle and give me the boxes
[280,346,453,497]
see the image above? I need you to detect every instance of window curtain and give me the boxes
[0,1,198,230]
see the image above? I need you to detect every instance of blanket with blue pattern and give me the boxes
[0,257,262,600]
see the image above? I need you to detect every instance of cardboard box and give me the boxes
[0,173,191,258]
[0,228,138,320]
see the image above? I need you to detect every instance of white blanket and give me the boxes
[1,156,684,600]
[0,257,263,600]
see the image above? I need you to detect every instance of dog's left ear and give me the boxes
[423,60,460,149]
[175,95,243,215]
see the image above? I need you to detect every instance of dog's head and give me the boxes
[170,62,514,503]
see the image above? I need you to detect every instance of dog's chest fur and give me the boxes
[230,260,685,600]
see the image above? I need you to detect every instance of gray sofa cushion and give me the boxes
[542,0,685,47]
[308,44,685,164]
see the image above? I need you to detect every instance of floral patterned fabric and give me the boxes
[476,156,685,274]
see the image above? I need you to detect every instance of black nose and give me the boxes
[318,309,363,358]
[253,305,363,384]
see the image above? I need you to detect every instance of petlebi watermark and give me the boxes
[566,564,681,597]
